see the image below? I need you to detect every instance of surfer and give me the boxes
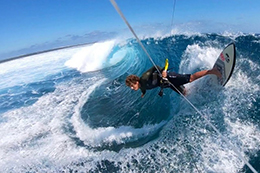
[125,65,221,97]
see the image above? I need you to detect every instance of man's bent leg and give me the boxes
[190,68,221,82]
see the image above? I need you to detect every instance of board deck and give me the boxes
[213,43,236,86]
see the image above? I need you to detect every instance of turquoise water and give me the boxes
[0,33,259,172]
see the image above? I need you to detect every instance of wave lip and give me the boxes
[65,40,118,73]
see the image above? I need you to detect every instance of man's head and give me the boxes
[125,75,140,91]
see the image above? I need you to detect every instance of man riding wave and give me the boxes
[125,62,221,97]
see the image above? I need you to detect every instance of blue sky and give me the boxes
[0,0,259,60]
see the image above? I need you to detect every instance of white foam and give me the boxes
[65,40,117,73]
[72,119,165,147]
[0,75,105,171]
[153,52,260,172]
[0,70,166,171]
[222,31,245,40]
[71,78,166,147]
[0,35,260,172]
[0,47,82,90]
[179,44,221,74]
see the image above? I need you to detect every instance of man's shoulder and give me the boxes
[142,66,160,76]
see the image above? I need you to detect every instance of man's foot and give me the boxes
[210,68,222,78]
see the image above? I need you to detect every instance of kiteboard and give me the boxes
[213,43,236,86]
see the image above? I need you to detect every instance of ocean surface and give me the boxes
[0,33,260,172]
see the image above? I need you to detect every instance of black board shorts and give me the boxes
[167,72,191,86]
[167,72,191,94]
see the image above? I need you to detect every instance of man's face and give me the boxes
[130,81,139,91]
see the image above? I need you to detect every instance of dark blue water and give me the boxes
[0,33,259,172]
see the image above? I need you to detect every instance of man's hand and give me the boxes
[162,70,167,78]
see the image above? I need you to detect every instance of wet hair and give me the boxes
[125,75,140,86]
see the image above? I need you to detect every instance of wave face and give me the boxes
[0,33,260,172]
